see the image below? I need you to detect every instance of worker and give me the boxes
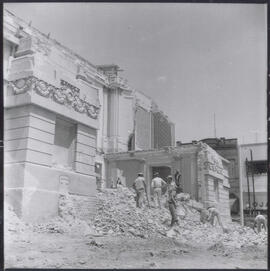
[196,207,210,224]
[133,173,147,208]
[207,206,225,230]
[189,204,228,233]
[253,212,267,233]
[151,172,167,208]
[167,175,179,227]
[116,177,122,186]
[174,170,183,194]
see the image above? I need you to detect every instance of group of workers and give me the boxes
[132,171,267,233]
[133,171,219,228]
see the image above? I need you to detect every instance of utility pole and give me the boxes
[245,158,251,216]
[250,149,256,216]
[214,113,217,138]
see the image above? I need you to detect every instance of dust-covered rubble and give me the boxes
[5,185,267,255]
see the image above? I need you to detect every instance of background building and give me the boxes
[106,142,232,223]
[201,138,240,216]
[238,142,267,224]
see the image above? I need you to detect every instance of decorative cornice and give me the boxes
[8,76,100,119]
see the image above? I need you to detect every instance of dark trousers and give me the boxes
[136,189,145,208]
[169,202,178,226]
[257,221,267,232]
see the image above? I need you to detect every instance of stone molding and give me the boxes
[8,76,100,119]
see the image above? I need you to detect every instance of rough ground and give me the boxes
[5,186,268,269]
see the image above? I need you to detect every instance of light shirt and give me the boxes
[151,177,166,189]
[133,177,146,191]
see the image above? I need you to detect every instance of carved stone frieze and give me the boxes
[85,102,100,119]
[197,142,224,175]
[8,76,100,120]
[8,77,35,94]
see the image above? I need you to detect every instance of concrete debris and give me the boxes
[91,186,267,250]
[5,186,267,255]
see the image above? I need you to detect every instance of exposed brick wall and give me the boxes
[152,112,172,148]
[135,107,151,150]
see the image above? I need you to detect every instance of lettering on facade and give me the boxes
[203,161,223,174]
[8,76,100,119]
[245,201,268,209]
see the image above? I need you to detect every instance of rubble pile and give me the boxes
[92,186,172,238]
[31,195,97,236]
[5,186,267,255]
[92,186,267,252]
[169,216,267,248]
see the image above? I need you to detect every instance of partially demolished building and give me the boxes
[4,9,231,223]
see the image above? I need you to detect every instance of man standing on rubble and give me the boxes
[151,172,167,208]
[167,175,179,227]
[253,212,267,233]
[133,173,147,208]
[174,170,183,194]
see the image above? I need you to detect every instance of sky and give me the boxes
[4,3,267,144]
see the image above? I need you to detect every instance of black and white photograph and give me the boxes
[3,2,268,269]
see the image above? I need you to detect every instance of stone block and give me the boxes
[5,188,24,218]
[8,55,34,81]
[4,116,29,130]
[27,138,53,155]
[4,127,29,140]
[4,138,28,152]
[77,123,96,138]
[5,149,27,163]
[4,163,25,188]
[4,105,30,120]
[69,174,96,196]
[76,142,96,156]
[26,149,52,166]
[30,105,56,124]
[28,127,54,144]
[75,162,95,176]
[21,188,59,223]
[76,132,96,147]
[75,152,94,166]
[29,115,55,134]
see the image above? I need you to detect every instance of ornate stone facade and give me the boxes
[8,76,100,119]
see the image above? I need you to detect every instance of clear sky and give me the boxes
[5,3,267,144]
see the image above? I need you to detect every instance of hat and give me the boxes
[154,172,159,176]
[167,175,173,179]
[138,172,144,177]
